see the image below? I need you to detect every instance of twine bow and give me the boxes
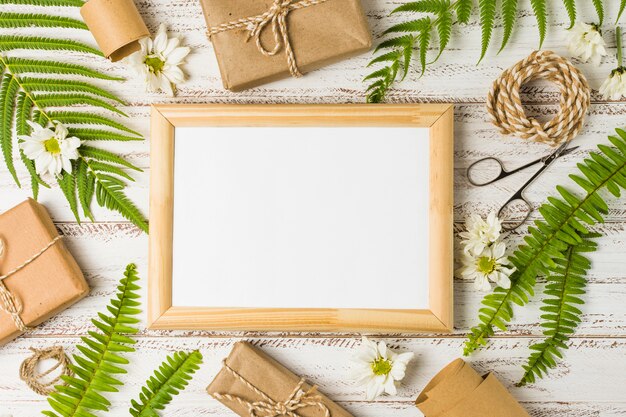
[207,0,329,78]
[212,362,331,417]
[0,235,63,332]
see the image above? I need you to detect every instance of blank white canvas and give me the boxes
[171,127,430,309]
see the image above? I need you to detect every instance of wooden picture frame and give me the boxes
[148,104,454,332]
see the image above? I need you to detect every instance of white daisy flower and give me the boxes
[567,22,607,66]
[459,211,502,256]
[19,121,81,178]
[459,242,516,291]
[350,336,414,400]
[600,67,626,100]
[125,23,190,96]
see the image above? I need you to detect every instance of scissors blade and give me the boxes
[541,143,577,164]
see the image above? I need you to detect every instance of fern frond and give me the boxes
[618,0,626,23]
[21,78,126,105]
[518,236,597,386]
[76,159,95,221]
[44,264,141,417]
[477,0,496,63]
[4,58,123,81]
[89,161,149,233]
[0,13,88,30]
[464,130,626,356]
[80,145,141,170]
[561,0,576,29]
[434,9,453,60]
[68,128,142,142]
[500,0,518,52]
[592,0,604,24]
[0,73,19,186]
[129,351,203,417]
[33,94,127,116]
[2,0,84,6]
[46,111,141,136]
[529,0,547,48]
[455,0,472,23]
[0,36,102,56]
[392,0,450,14]
[58,170,80,222]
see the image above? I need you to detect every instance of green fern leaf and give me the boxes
[58,170,80,223]
[434,9,453,60]
[68,128,142,142]
[90,162,149,233]
[561,0,576,29]
[21,78,126,105]
[33,94,127,116]
[44,263,141,417]
[0,73,20,186]
[4,58,123,81]
[455,0,473,24]
[478,0,496,63]
[392,0,450,14]
[530,0,547,48]
[46,111,142,136]
[0,13,88,30]
[384,17,431,34]
[500,0,518,52]
[76,159,95,221]
[129,351,203,417]
[0,36,102,56]
[2,0,84,6]
[618,0,626,22]
[518,237,597,386]
[592,0,604,24]
[464,131,626,357]
[80,145,141,171]
[418,23,431,73]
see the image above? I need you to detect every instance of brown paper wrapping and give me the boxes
[207,342,353,417]
[0,199,89,346]
[199,0,372,91]
[80,0,150,61]
[416,359,530,417]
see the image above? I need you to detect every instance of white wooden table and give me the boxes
[1,1,626,416]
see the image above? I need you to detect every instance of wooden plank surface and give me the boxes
[1,0,626,416]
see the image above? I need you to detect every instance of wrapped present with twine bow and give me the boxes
[0,199,89,346]
[207,342,353,417]
[199,0,372,91]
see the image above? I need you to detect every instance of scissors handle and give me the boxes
[498,191,533,231]
[467,156,543,186]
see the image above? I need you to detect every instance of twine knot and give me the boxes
[487,50,590,147]
[0,235,63,332]
[19,346,73,396]
[207,0,330,78]
[213,362,331,417]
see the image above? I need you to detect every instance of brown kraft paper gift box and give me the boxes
[207,341,353,417]
[199,0,372,91]
[415,359,531,417]
[0,199,89,346]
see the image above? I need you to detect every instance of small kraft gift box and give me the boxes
[208,342,353,417]
[0,199,90,346]
[199,0,373,91]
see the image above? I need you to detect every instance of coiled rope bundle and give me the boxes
[487,50,591,147]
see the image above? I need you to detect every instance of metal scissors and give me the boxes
[466,141,579,231]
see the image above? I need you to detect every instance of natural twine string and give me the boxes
[487,50,591,147]
[19,346,73,396]
[0,235,63,332]
[212,361,331,417]
[207,0,329,78]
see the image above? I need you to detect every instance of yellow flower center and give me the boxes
[371,357,392,376]
[44,137,61,154]
[477,256,496,274]
[145,55,165,74]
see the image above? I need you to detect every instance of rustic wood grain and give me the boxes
[1,0,626,416]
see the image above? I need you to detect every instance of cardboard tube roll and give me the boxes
[80,0,150,62]
[416,359,531,417]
